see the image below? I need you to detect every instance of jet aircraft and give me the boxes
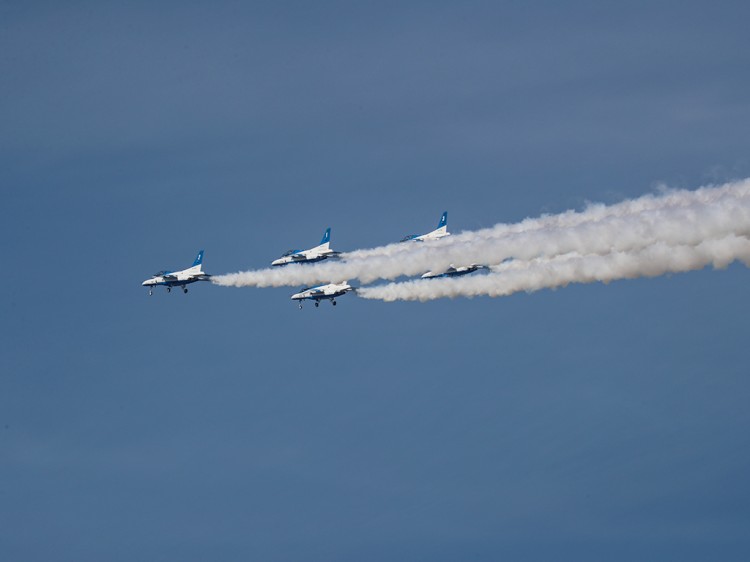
[401,211,450,242]
[272,228,340,266]
[142,250,211,295]
[421,264,488,279]
[291,281,354,309]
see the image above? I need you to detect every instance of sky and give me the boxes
[2,2,750,560]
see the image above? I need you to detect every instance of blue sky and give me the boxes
[2,2,750,560]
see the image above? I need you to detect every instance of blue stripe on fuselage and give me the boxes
[274,255,332,266]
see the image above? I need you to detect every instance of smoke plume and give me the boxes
[358,235,750,301]
[212,179,750,296]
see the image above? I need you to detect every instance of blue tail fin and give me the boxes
[438,212,447,229]
[192,250,204,267]
[320,228,331,245]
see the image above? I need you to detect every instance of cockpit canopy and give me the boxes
[280,249,302,257]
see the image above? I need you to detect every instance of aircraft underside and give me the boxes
[146,279,205,296]
[299,296,339,309]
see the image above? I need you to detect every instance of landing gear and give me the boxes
[298,302,303,309]
[167,287,171,293]
[332,300,337,306]
[148,288,153,296]
[314,301,320,308]
[182,287,188,294]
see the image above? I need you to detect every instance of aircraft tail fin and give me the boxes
[437,212,447,229]
[190,250,205,271]
[430,211,448,237]
[320,228,331,245]
[315,228,331,251]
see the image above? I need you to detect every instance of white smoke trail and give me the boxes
[345,178,750,259]
[213,179,750,288]
[358,235,750,302]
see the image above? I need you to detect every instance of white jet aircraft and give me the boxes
[401,211,450,242]
[272,227,341,266]
[291,281,354,309]
[142,250,212,295]
[421,264,488,279]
